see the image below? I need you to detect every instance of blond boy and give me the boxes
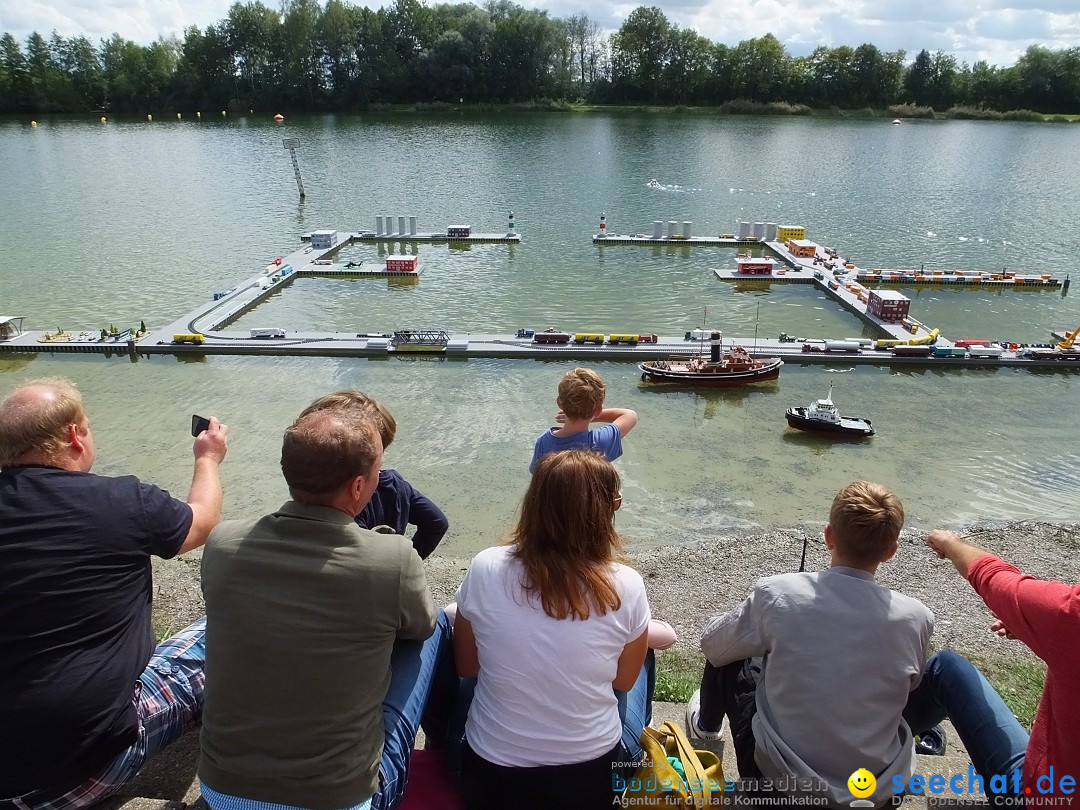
[528,367,637,473]
[687,481,933,808]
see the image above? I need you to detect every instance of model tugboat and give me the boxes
[785,384,874,437]
[639,331,783,386]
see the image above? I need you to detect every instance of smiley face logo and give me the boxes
[848,768,876,799]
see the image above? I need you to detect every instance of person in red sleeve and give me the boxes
[903,529,1080,803]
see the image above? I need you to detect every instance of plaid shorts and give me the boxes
[7,618,206,810]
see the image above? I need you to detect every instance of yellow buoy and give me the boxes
[176,112,182,119]
[100,117,106,123]
[147,114,153,121]
[197,111,201,118]
[31,120,37,127]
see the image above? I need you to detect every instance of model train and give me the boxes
[516,329,658,346]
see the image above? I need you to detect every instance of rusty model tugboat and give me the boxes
[639,331,783,386]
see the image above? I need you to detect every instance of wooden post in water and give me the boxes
[282,137,306,199]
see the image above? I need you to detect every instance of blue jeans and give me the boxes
[903,651,1028,796]
[617,649,656,762]
[373,609,455,810]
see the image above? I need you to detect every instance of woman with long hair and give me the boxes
[452,450,662,809]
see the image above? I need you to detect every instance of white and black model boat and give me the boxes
[639,332,783,387]
[785,384,874,436]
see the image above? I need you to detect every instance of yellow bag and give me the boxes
[622,720,724,808]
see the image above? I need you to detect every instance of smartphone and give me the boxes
[191,414,211,437]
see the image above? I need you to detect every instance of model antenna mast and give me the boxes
[753,301,761,355]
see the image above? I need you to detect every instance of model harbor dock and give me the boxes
[305,213,521,245]
[597,217,1065,290]
[2,218,1077,373]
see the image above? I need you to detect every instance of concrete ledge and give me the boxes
[95,704,979,810]
[97,730,200,810]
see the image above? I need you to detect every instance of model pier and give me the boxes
[307,213,521,244]
[600,216,1064,290]
[3,219,1076,373]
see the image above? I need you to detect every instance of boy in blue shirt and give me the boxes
[529,367,638,472]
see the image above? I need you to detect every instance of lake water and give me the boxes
[2,112,1078,553]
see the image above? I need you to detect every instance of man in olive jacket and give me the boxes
[199,394,442,810]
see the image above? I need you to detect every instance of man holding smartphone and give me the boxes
[0,377,229,810]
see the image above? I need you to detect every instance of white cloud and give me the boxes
[1,0,1079,66]
[0,0,228,43]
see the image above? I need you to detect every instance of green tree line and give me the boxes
[2,1,1079,115]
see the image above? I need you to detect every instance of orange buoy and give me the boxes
[273,113,284,121]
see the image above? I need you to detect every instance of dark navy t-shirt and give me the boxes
[354,469,448,559]
[0,465,193,798]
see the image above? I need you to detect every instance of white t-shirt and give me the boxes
[456,545,651,767]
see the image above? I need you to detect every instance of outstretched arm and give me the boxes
[596,407,638,438]
[408,489,449,559]
[178,417,229,555]
[928,529,1080,666]
[926,530,992,578]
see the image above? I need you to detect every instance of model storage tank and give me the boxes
[653,221,664,239]
[682,221,692,238]
[667,221,677,239]
[753,222,765,240]
[376,216,385,235]
[398,216,407,235]
[409,216,417,235]
[738,221,751,240]
[765,223,778,241]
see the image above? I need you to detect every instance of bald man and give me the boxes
[0,377,228,810]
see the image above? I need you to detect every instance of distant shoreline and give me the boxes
[8,104,1079,123]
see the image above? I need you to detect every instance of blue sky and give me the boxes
[1,0,1077,67]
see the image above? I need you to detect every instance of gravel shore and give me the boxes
[132,522,1078,810]
[155,520,1080,666]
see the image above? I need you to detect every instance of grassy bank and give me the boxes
[364,99,1080,123]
